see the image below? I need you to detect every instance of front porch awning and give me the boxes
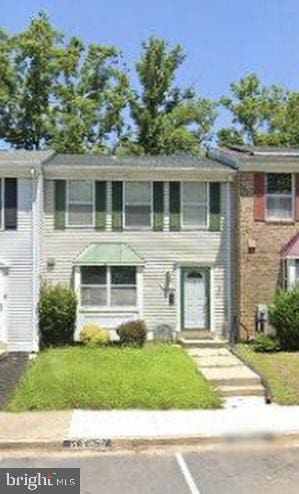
[281,233,299,259]
[73,243,144,266]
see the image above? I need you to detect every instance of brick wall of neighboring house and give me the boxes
[236,171,299,339]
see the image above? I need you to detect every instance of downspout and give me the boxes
[226,180,232,340]
[31,165,42,353]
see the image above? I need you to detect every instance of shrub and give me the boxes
[252,334,280,353]
[39,285,77,348]
[80,324,110,347]
[270,288,299,351]
[117,320,147,347]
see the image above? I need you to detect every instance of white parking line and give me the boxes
[175,452,201,494]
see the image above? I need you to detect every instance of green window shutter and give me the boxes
[112,181,123,231]
[95,181,107,230]
[209,183,221,231]
[169,182,181,231]
[54,180,66,230]
[153,182,164,231]
[4,178,17,230]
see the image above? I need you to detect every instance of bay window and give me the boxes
[67,180,94,227]
[182,182,208,228]
[124,182,152,228]
[266,174,293,221]
[80,266,137,307]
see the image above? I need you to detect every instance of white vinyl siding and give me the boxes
[266,174,294,221]
[181,182,208,229]
[0,179,34,351]
[124,182,152,229]
[43,180,231,338]
[0,179,3,230]
[67,180,95,227]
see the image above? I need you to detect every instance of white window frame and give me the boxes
[181,182,209,230]
[266,174,295,222]
[123,181,153,230]
[285,258,299,289]
[80,266,138,309]
[66,180,95,228]
[0,179,4,232]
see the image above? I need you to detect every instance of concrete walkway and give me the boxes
[0,403,299,449]
[187,347,265,398]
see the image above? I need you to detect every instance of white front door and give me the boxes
[183,268,207,330]
[0,269,6,342]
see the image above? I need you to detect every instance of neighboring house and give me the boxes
[0,150,53,352]
[212,145,299,338]
[42,155,236,342]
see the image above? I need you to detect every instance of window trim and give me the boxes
[265,173,295,222]
[80,266,138,309]
[123,181,153,230]
[181,182,210,230]
[66,180,96,228]
[0,179,4,232]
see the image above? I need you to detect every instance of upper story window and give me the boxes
[182,182,208,228]
[124,182,152,229]
[266,174,293,221]
[67,180,94,227]
[80,266,137,307]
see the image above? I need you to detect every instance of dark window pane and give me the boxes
[267,174,292,194]
[111,267,136,285]
[81,266,106,285]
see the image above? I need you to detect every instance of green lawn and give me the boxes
[237,345,299,405]
[7,345,221,411]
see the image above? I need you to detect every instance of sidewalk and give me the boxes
[1,400,299,449]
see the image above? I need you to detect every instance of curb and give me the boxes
[0,440,64,450]
[1,432,299,451]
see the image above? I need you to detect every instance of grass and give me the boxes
[237,345,299,405]
[7,345,221,411]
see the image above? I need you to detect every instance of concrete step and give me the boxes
[179,338,228,349]
[218,384,265,397]
[201,365,261,387]
[193,355,243,368]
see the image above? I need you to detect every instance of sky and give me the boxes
[1,0,299,130]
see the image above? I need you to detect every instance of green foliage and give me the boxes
[218,73,289,146]
[80,324,110,347]
[117,320,147,347]
[270,288,299,351]
[252,334,280,353]
[7,346,221,411]
[125,37,216,155]
[0,12,129,152]
[39,284,77,348]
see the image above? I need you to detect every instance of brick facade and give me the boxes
[236,171,299,339]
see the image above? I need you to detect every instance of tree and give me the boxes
[0,12,130,153]
[52,40,130,153]
[218,73,288,147]
[124,37,216,155]
[0,12,61,149]
[217,128,244,148]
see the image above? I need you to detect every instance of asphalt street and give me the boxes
[1,444,299,493]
